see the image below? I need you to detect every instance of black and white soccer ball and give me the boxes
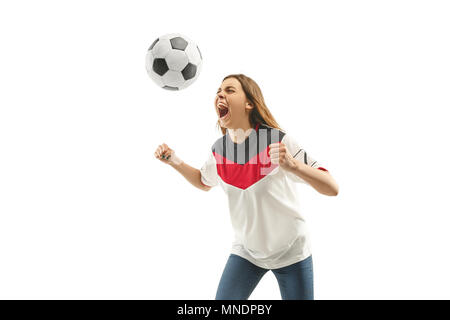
[145,33,203,91]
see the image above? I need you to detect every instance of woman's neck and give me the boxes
[227,120,254,144]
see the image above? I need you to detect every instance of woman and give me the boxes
[154,74,339,300]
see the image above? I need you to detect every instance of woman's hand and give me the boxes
[154,143,183,166]
[268,142,297,172]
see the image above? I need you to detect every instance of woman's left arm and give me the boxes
[269,142,339,196]
[288,161,339,196]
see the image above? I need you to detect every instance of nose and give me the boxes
[216,93,225,106]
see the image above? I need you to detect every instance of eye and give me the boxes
[216,89,234,94]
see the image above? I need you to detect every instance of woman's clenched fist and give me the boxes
[154,143,183,165]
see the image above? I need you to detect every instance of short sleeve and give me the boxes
[282,134,329,184]
[200,151,219,187]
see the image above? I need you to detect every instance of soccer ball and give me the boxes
[145,33,203,91]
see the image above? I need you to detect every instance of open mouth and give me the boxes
[218,103,229,118]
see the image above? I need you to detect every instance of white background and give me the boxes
[1,0,449,299]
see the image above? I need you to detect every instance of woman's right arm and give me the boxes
[169,161,211,192]
[154,143,211,192]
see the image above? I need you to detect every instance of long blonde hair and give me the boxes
[216,74,284,135]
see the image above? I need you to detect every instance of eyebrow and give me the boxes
[217,86,236,92]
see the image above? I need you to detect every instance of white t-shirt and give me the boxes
[200,123,329,269]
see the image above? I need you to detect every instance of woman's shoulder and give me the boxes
[257,123,287,142]
[210,134,226,152]
[258,122,286,132]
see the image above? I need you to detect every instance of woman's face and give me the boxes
[214,77,252,129]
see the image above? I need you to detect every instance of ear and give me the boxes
[245,102,254,111]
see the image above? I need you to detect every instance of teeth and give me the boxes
[218,104,229,118]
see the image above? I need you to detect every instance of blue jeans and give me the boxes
[215,254,314,300]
